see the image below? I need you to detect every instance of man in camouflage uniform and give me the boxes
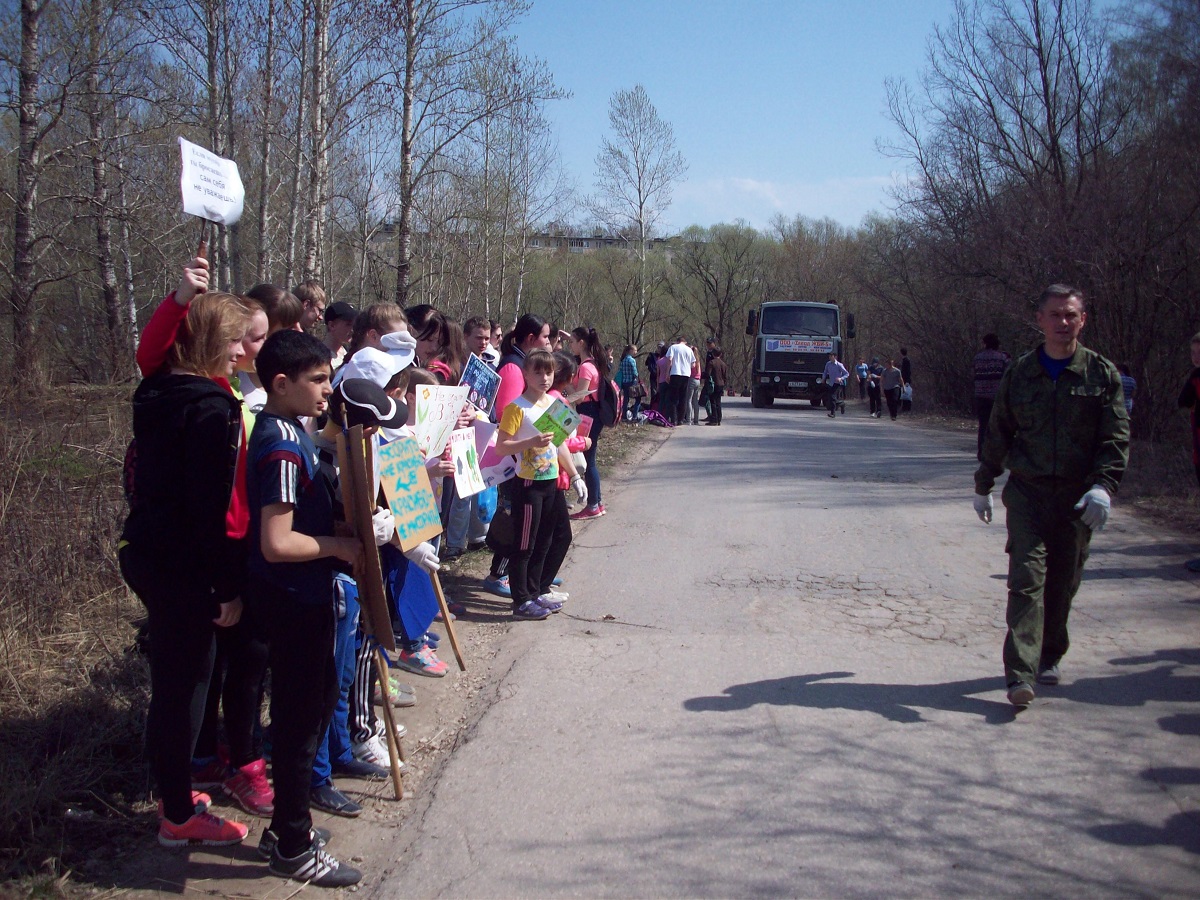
[973,285,1129,708]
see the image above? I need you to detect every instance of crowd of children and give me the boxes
[119,258,640,887]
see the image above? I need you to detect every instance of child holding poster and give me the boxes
[493,350,574,620]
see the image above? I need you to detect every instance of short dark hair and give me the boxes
[1038,283,1086,311]
[983,333,1000,350]
[245,283,304,333]
[258,329,332,393]
[464,316,489,335]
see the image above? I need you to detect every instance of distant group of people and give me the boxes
[120,252,648,886]
[821,350,911,420]
[630,337,729,426]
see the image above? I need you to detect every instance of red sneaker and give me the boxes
[223,758,274,817]
[156,791,211,819]
[157,810,248,847]
[569,505,603,521]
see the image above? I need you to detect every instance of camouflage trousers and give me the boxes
[1001,478,1092,686]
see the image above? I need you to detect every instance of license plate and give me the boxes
[788,381,807,388]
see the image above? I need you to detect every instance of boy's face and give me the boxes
[327,317,353,346]
[467,326,490,356]
[274,365,333,418]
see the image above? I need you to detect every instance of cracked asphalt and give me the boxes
[369,397,1200,898]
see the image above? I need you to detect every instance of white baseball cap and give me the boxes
[337,347,403,389]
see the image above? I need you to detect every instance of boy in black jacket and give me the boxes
[246,330,363,887]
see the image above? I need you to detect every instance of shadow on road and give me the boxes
[683,654,1200,727]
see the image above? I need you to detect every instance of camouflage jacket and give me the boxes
[975,343,1129,497]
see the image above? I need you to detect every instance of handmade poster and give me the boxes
[460,354,501,415]
[179,137,245,225]
[517,397,581,447]
[474,421,518,488]
[378,436,443,550]
[412,384,469,458]
[448,429,486,498]
[577,414,593,440]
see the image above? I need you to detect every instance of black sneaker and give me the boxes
[309,783,362,818]
[257,826,331,861]
[332,757,390,781]
[269,835,361,888]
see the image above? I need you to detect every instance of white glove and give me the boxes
[404,541,440,574]
[571,475,587,507]
[371,507,396,546]
[1074,485,1111,531]
[974,493,993,524]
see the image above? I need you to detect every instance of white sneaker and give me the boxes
[543,588,569,601]
[352,732,406,770]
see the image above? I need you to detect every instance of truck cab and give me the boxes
[746,301,854,408]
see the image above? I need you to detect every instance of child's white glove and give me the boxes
[571,476,587,507]
[404,541,440,574]
[371,507,396,546]
[973,492,993,524]
[1074,485,1111,531]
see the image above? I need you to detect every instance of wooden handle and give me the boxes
[373,648,406,800]
[430,571,466,672]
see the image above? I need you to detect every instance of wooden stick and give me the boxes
[373,647,406,799]
[430,571,466,672]
[196,218,210,261]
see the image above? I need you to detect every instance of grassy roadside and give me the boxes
[0,390,668,895]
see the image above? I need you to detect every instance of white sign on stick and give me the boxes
[179,137,245,225]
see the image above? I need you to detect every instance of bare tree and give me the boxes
[591,83,687,344]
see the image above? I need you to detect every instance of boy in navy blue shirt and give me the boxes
[246,330,363,887]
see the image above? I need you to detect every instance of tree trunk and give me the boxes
[302,0,328,281]
[85,0,126,380]
[284,0,309,287]
[255,0,276,283]
[11,0,45,386]
[116,149,138,356]
[394,0,416,307]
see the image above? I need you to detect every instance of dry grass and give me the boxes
[0,386,152,882]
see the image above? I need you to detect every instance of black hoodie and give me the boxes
[121,371,245,605]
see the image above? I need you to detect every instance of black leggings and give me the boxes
[508,478,572,608]
[119,545,218,825]
[194,609,269,769]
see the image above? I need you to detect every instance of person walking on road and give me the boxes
[704,349,728,425]
[881,359,905,420]
[900,347,912,387]
[973,284,1129,708]
[855,358,868,400]
[823,352,849,417]
[973,333,1011,460]
[866,357,884,417]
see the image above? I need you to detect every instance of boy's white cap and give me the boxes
[338,347,403,389]
[380,330,417,371]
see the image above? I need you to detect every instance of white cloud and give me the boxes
[664,173,910,233]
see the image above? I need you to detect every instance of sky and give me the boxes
[514,0,959,234]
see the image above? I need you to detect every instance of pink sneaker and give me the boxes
[158,810,248,847]
[157,791,211,819]
[569,505,603,521]
[223,758,274,817]
[396,646,449,677]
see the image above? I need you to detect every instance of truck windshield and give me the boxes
[761,306,838,337]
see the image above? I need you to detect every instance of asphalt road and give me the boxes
[370,397,1200,898]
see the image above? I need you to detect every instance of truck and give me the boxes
[745,300,855,408]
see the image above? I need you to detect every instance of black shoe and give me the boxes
[331,757,390,781]
[309,783,362,818]
[269,835,362,887]
[258,826,331,861]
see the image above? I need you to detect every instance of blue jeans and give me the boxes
[447,490,488,551]
[621,384,642,421]
[577,399,603,507]
[312,574,360,786]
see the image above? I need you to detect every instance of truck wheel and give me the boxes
[751,387,773,408]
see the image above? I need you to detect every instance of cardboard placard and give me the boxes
[335,430,394,654]
[412,384,469,458]
[179,137,245,225]
[577,414,593,440]
[448,428,485,498]
[378,436,443,550]
[460,354,500,415]
[473,421,518,488]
